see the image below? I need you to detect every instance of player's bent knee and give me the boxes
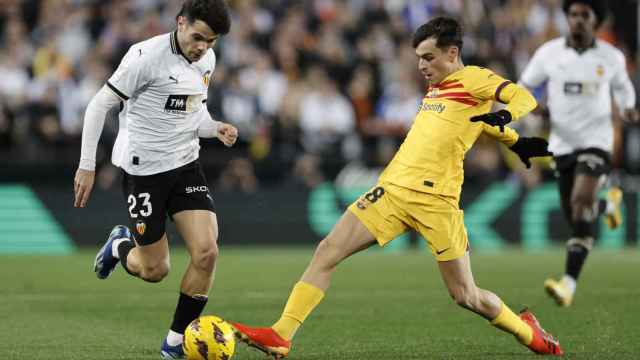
[449,286,479,310]
[140,263,170,283]
[192,243,218,273]
[571,195,596,217]
[314,238,342,269]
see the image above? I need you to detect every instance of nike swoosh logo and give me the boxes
[436,247,450,255]
[169,76,179,83]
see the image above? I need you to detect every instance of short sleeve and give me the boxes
[107,46,151,100]
[610,49,636,109]
[519,48,548,88]
[467,67,514,103]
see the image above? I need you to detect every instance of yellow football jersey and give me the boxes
[379,65,536,199]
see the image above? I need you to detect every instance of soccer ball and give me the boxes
[183,315,236,360]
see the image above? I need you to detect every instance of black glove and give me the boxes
[509,137,553,168]
[470,109,512,132]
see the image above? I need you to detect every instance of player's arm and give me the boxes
[482,122,518,147]
[482,123,552,168]
[611,52,638,123]
[470,48,547,131]
[497,82,538,121]
[470,81,537,132]
[198,53,238,146]
[518,47,551,117]
[75,46,149,208]
[74,86,122,208]
[197,109,238,147]
[518,46,549,91]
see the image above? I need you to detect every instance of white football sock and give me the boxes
[561,275,577,294]
[166,330,184,346]
[111,238,128,258]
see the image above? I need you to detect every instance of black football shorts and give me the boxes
[121,160,215,245]
[554,147,611,178]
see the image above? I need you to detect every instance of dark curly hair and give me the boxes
[562,0,608,28]
[412,17,463,53]
[177,0,231,35]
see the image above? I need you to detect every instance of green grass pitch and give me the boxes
[1,247,639,359]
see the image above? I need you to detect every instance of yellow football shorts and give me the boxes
[348,182,468,261]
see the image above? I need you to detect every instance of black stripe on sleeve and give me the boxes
[494,81,512,104]
[170,31,178,54]
[107,81,129,100]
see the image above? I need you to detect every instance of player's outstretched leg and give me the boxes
[519,310,564,355]
[439,252,563,356]
[93,225,133,279]
[232,211,376,359]
[231,281,325,358]
[232,322,291,359]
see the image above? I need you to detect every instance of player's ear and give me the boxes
[177,15,187,31]
[446,46,459,61]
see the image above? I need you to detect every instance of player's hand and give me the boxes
[470,109,512,132]
[509,137,553,168]
[74,168,95,208]
[217,122,238,147]
[218,123,238,147]
[622,108,639,123]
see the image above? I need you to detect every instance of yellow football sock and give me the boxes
[272,281,325,340]
[490,303,533,345]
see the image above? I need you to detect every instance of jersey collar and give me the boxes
[565,37,597,54]
[431,66,466,89]
[170,31,193,64]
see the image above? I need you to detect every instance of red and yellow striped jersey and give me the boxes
[379,66,536,200]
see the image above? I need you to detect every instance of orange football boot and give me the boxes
[519,310,564,356]
[231,322,291,359]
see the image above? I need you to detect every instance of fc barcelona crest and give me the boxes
[203,70,212,87]
[136,220,146,236]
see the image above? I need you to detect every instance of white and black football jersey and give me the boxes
[520,37,636,156]
[108,31,215,175]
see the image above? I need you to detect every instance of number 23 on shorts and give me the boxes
[128,192,153,218]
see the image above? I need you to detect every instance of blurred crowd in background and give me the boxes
[1,0,639,191]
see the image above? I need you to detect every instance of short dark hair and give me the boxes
[177,0,231,35]
[412,17,463,52]
[562,0,607,27]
